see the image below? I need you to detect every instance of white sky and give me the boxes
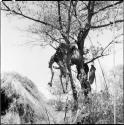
[1,12,123,99]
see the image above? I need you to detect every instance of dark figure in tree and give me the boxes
[88,65,96,85]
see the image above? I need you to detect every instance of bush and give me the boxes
[55,100,65,111]
[75,90,123,124]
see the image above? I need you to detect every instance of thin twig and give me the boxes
[93,1,123,15]
[101,33,123,54]
[91,19,124,29]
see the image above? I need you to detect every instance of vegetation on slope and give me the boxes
[1,72,54,124]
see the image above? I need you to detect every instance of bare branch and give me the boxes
[77,1,95,50]
[57,1,70,44]
[69,34,77,41]
[91,19,124,29]
[94,1,123,15]
[49,43,57,50]
[82,1,88,9]
[45,32,60,44]
[2,1,11,11]
[86,54,109,64]
[78,1,88,12]
[58,1,63,30]
[66,0,72,38]
[87,1,95,24]
[101,33,123,54]
[71,0,82,27]
[1,1,60,30]
[76,2,95,56]
[87,33,123,64]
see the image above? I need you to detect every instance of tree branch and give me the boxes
[94,1,123,15]
[71,0,82,27]
[87,33,123,64]
[45,32,60,44]
[77,1,95,52]
[78,1,88,12]
[66,0,72,38]
[85,1,95,33]
[49,43,57,50]
[101,33,123,54]
[91,19,124,29]
[1,1,60,30]
[86,54,109,64]
[87,1,94,24]
[58,1,63,30]
[77,1,95,57]
[57,1,70,44]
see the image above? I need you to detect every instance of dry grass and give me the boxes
[1,72,54,124]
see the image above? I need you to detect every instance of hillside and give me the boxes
[1,72,55,124]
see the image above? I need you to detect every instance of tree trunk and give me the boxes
[66,51,78,111]
[68,67,78,111]
[77,29,89,96]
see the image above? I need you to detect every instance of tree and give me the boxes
[1,1,123,111]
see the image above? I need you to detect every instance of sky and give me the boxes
[1,12,123,99]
